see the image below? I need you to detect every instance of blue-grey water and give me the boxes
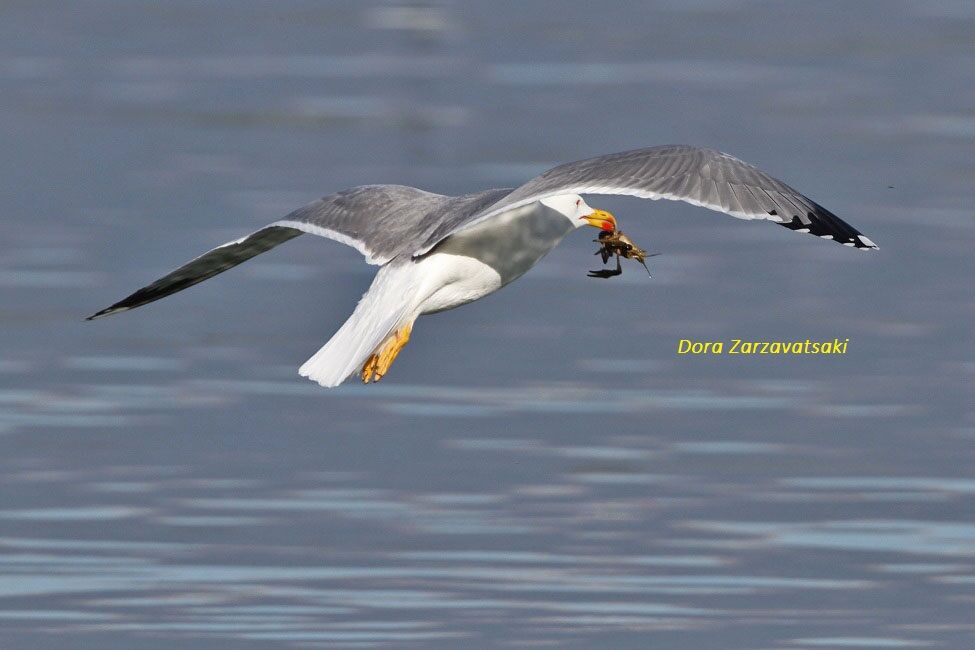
[1,1,974,648]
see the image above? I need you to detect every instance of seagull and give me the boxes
[88,145,877,387]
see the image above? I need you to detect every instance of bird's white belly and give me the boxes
[414,252,503,315]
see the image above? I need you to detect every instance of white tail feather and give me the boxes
[299,264,417,387]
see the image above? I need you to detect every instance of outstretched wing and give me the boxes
[415,145,877,255]
[87,185,450,320]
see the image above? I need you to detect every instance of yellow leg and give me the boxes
[361,321,413,384]
[360,353,380,383]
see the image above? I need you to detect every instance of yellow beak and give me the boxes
[579,209,617,231]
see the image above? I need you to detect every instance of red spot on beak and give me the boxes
[600,221,614,231]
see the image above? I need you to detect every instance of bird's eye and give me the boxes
[575,199,580,206]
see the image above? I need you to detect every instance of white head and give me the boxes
[539,194,617,231]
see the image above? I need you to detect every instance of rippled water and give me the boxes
[1,1,974,648]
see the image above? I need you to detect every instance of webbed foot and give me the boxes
[361,321,414,383]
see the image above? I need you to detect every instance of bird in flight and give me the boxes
[89,145,877,387]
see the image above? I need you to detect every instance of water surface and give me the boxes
[1,1,973,648]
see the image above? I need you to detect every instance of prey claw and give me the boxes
[588,252,623,280]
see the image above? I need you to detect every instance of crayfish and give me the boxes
[588,229,659,279]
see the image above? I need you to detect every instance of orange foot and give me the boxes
[361,321,413,384]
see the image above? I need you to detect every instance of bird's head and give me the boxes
[579,208,618,232]
[540,195,617,231]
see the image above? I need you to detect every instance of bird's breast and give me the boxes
[432,202,576,287]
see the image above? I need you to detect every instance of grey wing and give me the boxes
[88,184,449,320]
[415,145,878,255]
[271,184,450,264]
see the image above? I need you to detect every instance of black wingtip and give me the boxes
[777,205,879,252]
[85,305,127,321]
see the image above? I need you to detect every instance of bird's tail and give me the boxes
[299,263,417,387]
